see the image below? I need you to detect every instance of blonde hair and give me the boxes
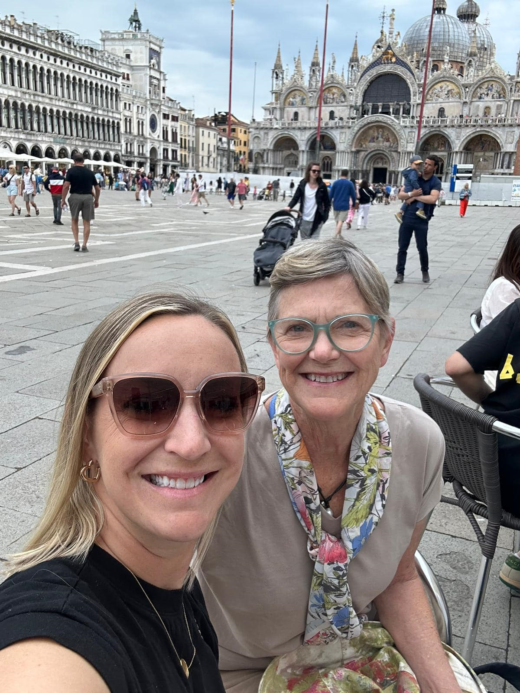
[268,238,392,333]
[8,164,15,173]
[5,292,247,584]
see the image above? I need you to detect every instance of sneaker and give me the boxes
[499,553,520,593]
[416,209,427,220]
[35,208,40,216]
[422,271,430,283]
[25,214,31,217]
[56,221,64,225]
[17,208,21,215]
[81,245,89,252]
[394,273,404,284]
[73,243,80,251]
[395,212,403,224]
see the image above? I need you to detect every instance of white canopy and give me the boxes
[57,158,74,164]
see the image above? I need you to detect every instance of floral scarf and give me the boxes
[269,388,392,644]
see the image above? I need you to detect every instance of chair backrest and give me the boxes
[470,308,482,335]
[413,374,498,508]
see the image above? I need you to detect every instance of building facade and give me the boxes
[0,14,122,166]
[180,106,195,170]
[251,0,520,183]
[195,118,218,172]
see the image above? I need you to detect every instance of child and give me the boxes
[395,155,427,224]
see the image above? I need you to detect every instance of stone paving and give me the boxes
[0,189,519,690]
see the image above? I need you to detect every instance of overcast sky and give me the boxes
[14,0,520,121]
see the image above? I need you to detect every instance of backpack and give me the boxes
[141,178,149,191]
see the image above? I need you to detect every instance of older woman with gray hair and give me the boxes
[200,239,478,692]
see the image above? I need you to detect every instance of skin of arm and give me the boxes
[397,186,422,201]
[0,638,110,693]
[61,180,70,207]
[445,351,492,405]
[93,183,101,208]
[373,518,462,693]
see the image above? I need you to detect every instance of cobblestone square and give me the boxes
[0,192,518,689]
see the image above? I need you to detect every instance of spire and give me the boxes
[350,34,359,63]
[468,24,478,57]
[274,43,283,70]
[388,8,396,42]
[311,41,320,67]
[128,4,142,31]
[294,50,303,76]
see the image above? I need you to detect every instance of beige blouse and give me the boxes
[199,395,445,693]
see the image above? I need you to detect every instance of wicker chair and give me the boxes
[413,373,520,665]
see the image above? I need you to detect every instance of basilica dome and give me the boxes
[403,3,471,63]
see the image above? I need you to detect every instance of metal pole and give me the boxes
[417,0,435,147]
[315,0,329,162]
[227,0,235,174]
[252,61,257,122]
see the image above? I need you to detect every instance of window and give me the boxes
[125,53,131,60]
[437,107,446,118]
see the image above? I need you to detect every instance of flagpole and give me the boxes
[416,0,435,147]
[227,0,235,173]
[315,0,329,161]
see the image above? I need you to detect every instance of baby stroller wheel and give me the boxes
[254,268,260,286]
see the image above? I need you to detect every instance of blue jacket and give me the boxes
[329,178,357,211]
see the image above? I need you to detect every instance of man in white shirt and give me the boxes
[21,165,40,217]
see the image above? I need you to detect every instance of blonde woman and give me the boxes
[0,292,264,693]
[2,165,21,216]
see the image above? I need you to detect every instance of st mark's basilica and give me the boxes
[250,0,520,183]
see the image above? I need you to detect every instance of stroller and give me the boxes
[253,210,300,285]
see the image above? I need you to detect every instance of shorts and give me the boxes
[198,192,207,199]
[6,184,18,196]
[23,191,35,202]
[69,193,95,221]
[238,194,246,201]
[227,193,236,201]
[334,210,349,222]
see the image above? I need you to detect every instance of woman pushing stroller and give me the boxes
[285,162,330,240]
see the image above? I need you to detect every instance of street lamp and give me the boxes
[315,0,330,162]
[227,0,235,173]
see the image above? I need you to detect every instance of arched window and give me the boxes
[16,60,22,88]
[329,110,335,121]
[114,89,119,110]
[100,85,104,107]
[20,103,27,130]
[0,56,6,84]
[48,108,54,133]
[68,112,73,136]
[4,100,11,128]
[35,106,41,132]
[74,114,78,137]
[437,107,446,118]
[483,106,491,117]
[95,84,99,106]
[66,75,71,100]
[32,65,37,91]
[42,107,47,133]
[12,101,19,129]
[458,66,464,76]
[60,73,65,98]
[322,156,333,174]
[9,58,15,86]
[46,69,51,94]
[432,64,439,74]
[39,67,44,93]
[72,78,77,101]
[27,104,33,131]
[24,63,30,90]
[292,111,299,122]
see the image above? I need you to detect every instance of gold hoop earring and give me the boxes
[80,460,101,483]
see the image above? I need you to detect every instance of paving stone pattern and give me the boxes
[0,190,518,689]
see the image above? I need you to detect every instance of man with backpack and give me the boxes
[44,166,65,225]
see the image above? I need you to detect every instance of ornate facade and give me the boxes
[250,0,520,183]
[0,14,122,167]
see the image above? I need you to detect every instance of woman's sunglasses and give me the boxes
[90,372,265,438]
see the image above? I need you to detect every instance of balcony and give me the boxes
[252,115,520,130]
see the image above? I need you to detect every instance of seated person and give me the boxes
[200,239,472,693]
[446,299,520,594]
[481,224,520,328]
[0,291,264,692]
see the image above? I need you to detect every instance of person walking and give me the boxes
[236,178,247,210]
[329,169,357,238]
[357,180,376,230]
[107,173,114,190]
[43,166,65,225]
[21,165,40,217]
[289,179,295,194]
[2,165,21,216]
[62,153,100,252]
[227,177,237,208]
[174,173,184,207]
[285,161,330,240]
[459,183,472,218]
[139,174,152,207]
[197,175,210,208]
[394,155,442,284]
[216,176,222,194]
[265,181,273,200]
[272,178,280,202]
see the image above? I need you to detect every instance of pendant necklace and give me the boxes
[126,566,196,679]
[318,477,348,517]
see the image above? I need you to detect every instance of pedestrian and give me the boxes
[34,166,42,194]
[236,178,247,210]
[272,178,280,202]
[133,172,140,201]
[289,179,295,194]
[21,165,40,217]
[189,181,199,205]
[197,175,210,208]
[183,175,189,193]
[147,173,155,202]
[395,156,427,224]
[168,173,175,195]
[44,166,65,225]
[174,173,184,207]
[226,177,236,208]
[2,164,21,216]
[253,185,257,200]
[62,152,100,252]
[357,180,376,230]
[266,181,273,200]
[139,174,152,207]
[395,154,442,284]
[285,161,330,240]
[459,183,472,218]
[329,169,357,238]
[384,183,392,205]
[217,176,222,194]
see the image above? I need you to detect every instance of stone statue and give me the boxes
[444,45,450,68]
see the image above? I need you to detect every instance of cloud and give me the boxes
[9,0,519,122]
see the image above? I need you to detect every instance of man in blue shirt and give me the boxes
[395,155,442,285]
[329,169,358,238]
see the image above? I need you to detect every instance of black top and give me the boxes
[289,179,331,233]
[403,173,442,221]
[359,187,375,205]
[0,545,225,693]
[65,166,98,195]
[458,298,520,426]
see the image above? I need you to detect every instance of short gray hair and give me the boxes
[268,238,392,332]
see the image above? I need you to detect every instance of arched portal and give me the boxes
[272,136,299,175]
[462,133,501,173]
[30,145,42,158]
[15,143,28,154]
[365,152,391,184]
[58,147,69,159]
[45,146,56,160]
[149,147,158,175]
[308,134,336,179]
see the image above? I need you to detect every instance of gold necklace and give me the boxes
[127,566,196,679]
